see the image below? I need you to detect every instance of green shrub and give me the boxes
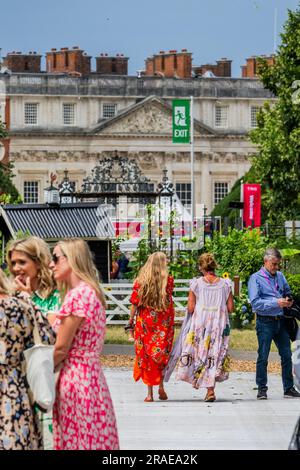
[231,290,254,329]
[285,274,300,302]
[204,228,269,282]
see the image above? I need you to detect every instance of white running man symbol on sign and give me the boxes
[175,106,187,126]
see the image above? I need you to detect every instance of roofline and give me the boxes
[42,236,115,242]
[0,206,16,238]
[2,202,104,210]
[89,95,217,136]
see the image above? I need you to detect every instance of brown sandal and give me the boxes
[158,389,168,401]
[144,396,154,402]
[204,391,216,402]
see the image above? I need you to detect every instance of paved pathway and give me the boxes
[106,369,297,450]
[44,360,298,450]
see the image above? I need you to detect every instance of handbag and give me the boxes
[23,307,55,413]
[284,300,299,342]
[284,300,300,322]
[283,316,299,342]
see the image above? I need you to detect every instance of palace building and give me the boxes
[0,47,275,214]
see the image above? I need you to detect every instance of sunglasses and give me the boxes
[52,253,66,264]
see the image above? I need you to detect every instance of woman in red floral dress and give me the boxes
[129,252,175,402]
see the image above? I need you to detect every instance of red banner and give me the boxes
[243,184,261,228]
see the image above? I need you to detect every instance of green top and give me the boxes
[31,289,60,317]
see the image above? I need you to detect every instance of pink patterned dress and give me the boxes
[52,281,119,450]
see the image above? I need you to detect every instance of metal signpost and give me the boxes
[172,98,194,236]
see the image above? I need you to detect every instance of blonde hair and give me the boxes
[6,236,55,298]
[135,251,169,311]
[56,238,106,308]
[0,269,13,295]
[199,252,217,272]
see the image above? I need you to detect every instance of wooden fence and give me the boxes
[103,277,238,325]
[103,280,190,324]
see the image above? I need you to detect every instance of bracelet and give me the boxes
[124,323,134,332]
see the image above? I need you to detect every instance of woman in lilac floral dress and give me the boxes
[177,253,234,402]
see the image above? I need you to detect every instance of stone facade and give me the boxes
[0,73,275,213]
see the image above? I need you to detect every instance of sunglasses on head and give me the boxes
[52,253,65,264]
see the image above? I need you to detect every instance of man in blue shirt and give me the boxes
[248,248,300,399]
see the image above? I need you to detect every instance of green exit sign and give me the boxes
[172,99,190,144]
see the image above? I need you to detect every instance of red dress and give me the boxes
[130,276,175,386]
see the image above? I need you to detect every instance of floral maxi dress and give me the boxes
[176,277,231,389]
[0,295,56,450]
[130,276,175,386]
[53,282,119,450]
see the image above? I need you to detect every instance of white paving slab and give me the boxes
[104,369,300,450]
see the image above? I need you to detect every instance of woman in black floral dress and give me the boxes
[0,270,56,450]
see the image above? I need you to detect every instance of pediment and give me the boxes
[90,96,216,136]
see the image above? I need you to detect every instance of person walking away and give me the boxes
[129,252,175,402]
[248,247,300,400]
[176,253,234,402]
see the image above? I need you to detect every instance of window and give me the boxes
[250,106,260,128]
[24,103,38,125]
[176,183,191,211]
[214,182,229,206]
[63,103,76,125]
[102,104,117,119]
[215,105,229,128]
[23,181,39,204]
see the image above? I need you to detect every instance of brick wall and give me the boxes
[193,58,232,77]
[96,54,128,75]
[46,47,91,75]
[3,52,41,73]
[145,50,192,79]
[241,55,275,78]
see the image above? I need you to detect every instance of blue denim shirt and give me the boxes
[248,267,291,317]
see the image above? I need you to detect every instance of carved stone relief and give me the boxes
[101,104,172,134]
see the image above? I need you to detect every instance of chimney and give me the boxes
[46,46,91,75]
[96,54,129,75]
[241,55,275,78]
[3,51,42,73]
[145,49,192,78]
[193,58,232,78]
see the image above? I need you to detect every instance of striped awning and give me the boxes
[0,203,115,240]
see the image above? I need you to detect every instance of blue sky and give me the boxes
[0,0,299,76]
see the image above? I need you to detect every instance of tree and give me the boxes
[0,119,20,203]
[250,6,300,223]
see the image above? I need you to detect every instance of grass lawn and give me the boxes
[104,325,277,352]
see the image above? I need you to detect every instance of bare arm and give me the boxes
[187,290,196,314]
[227,292,234,314]
[128,305,137,324]
[54,315,84,369]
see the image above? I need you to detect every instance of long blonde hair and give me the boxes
[6,236,55,298]
[0,269,13,295]
[56,238,106,308]
[135,251,169,311]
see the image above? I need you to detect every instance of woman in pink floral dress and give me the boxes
[177,253,234,402]
[49,239,119,450]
